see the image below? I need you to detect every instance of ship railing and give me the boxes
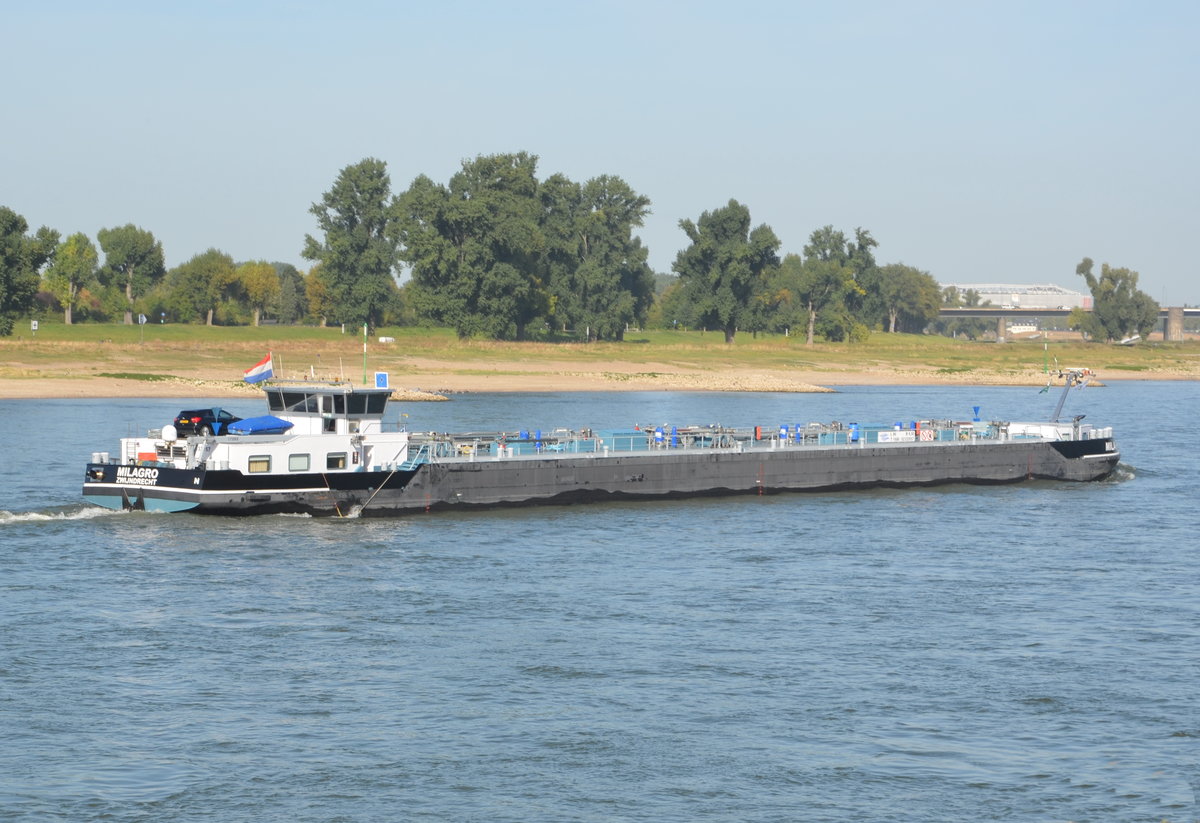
[399,420,1022,462]
[374,418,1107,464]
[399,442,434,470]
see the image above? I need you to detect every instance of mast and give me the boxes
[1050,368,1090,423]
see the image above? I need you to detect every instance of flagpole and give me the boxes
[362,323,368,386]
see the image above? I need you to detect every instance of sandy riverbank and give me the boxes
[6,324,1199,400]
[2,358,1193,400]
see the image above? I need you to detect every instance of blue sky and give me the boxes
[6,1,1198,304]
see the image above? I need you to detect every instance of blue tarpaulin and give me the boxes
[227,415,293,435]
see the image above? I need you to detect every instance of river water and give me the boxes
[1,383,1196,822]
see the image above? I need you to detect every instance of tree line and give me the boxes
[0,154,1161,342]
[309,153,657,340]
[0,211,314,332]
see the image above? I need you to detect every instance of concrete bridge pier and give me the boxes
[1165,306,1184,342]
[996,316,1006,343]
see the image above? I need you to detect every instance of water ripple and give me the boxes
[1,386,1197,822]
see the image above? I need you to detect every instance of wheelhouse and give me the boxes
[264,382,394,436]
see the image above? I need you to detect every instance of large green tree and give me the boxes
[96,224,165,325]
[540,173,654,341]
[237,260,280,326]
[0,207,58,335]
[397,153,548,339]
[303,158,401,329]
[799,225,878,336]
[769,252,861,345]
[538,172,580,331]
[673,199,780,344]
[304,266,333,327]
[803,226,877,273]
[44,232,99,324]
[1075,257,1159,341]
[876,263,942,333]
[653,277,699,330]
[272,263,306,324]
[161,249,238,325]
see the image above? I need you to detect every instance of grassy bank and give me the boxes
[2,322,1198,396]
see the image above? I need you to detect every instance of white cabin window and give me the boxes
[248,455,271,473]
[326,452,347,470]
[289,454,310,472]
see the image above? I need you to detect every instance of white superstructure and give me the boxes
[113,382,413,476]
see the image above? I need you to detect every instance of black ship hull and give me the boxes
[83,436,1119,518]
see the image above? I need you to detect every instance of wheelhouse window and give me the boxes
[266,389,378,416]
[326,452,347,470]
[270,391,319,413]
[289,454,310,472]
[248,455,271,473]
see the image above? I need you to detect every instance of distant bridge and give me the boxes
[938,307,1200,319]
[937,306,1197,341]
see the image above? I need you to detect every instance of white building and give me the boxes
[940,283,1091,310]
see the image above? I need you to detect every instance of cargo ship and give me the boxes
[82,369,1118,517]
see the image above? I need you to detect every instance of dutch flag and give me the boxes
[243,353,273,384]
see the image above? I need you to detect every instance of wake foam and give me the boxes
[0,506,125,525]
[1108,463,1137,483]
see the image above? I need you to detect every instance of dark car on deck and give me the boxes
[173,408,242,436]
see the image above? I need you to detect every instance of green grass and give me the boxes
[4,322,1198,382]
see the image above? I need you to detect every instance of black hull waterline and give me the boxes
[83,437,1119,518]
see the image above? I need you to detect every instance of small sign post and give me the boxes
[30,319,38,337]
[138,313,147,344]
